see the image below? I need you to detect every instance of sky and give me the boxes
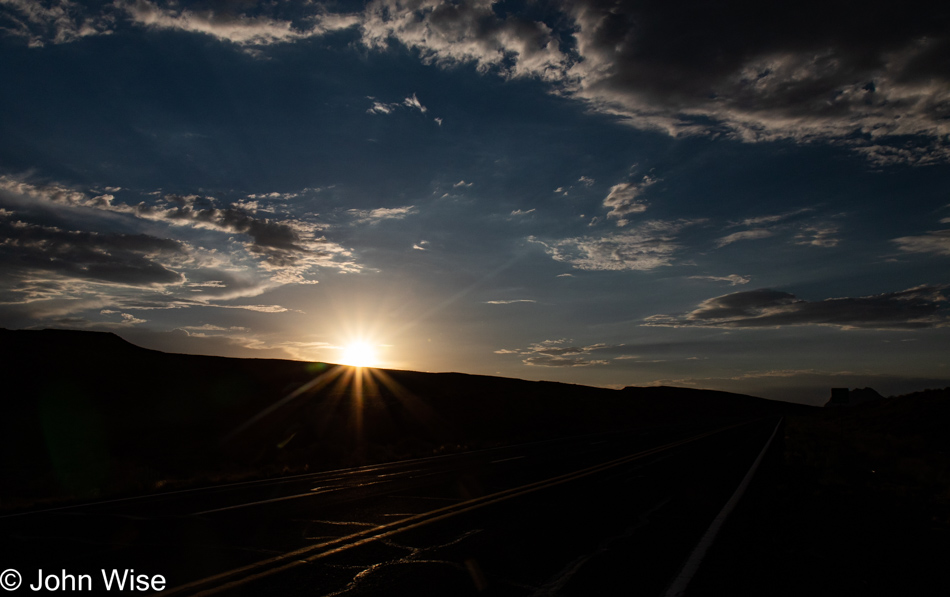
[1,0,948,405]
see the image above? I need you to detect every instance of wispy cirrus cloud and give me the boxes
[346,205,416,225]
[733,209,813,228]
[715,228,775,248]
[689,274,751,286]
[795,225,840,247]
[644,285,949,330]
[893,229,950,256]
[495,338,616,367]
[716,209,840,248]
[530,219,701,272]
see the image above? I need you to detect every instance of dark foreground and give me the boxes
[3,329,946,596]
[2,417,780,596]
[690,389,950,596]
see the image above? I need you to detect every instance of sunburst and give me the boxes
[340,342,378,368]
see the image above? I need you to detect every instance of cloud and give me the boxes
[0,0,113,47]
[510,208,535,216]
[367,93,432,117]
[795,225,840,247]
[213,304,291,313]
[117,312,146,325]
[603,176,658,225]
[403,93,427,113]
[181,324,250,333]
[453,180,474,188]
[0,217,186,287]
[0,177,359,272]
[734,209,812,228]
[715,229,775,248]
[530,220,700,271]
[6,1,949,162]
[138,199,355,271]
[644,285,949,330]
[359,0,950,164]
[42,310,147,329]
[360,0,569,81]
[564,1,950,161]
[578,176,595,186]
[495,338,614,367]
[719,209,838,248]
[0,176,357,324]
[367,101,394,115]
[689,274,751,286]
[346,205,416,225]
[484,299,535,305]
[851,141,950,167]
[893,229,950,256]
[119,0,359,46]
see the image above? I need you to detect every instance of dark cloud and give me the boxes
[135,197,325,267]
[645,286,949,330]
[0,217,185,286]
[0,177,361,325]
[565,0,950,145]
[362,0,950,162]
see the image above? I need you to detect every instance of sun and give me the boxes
[340,342,378,368]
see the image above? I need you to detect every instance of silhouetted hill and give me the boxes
[4,328,150,358]
[849,386,885,405]
[620,385,801,420]
[0,329,810,507]
[824,387,950,453]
